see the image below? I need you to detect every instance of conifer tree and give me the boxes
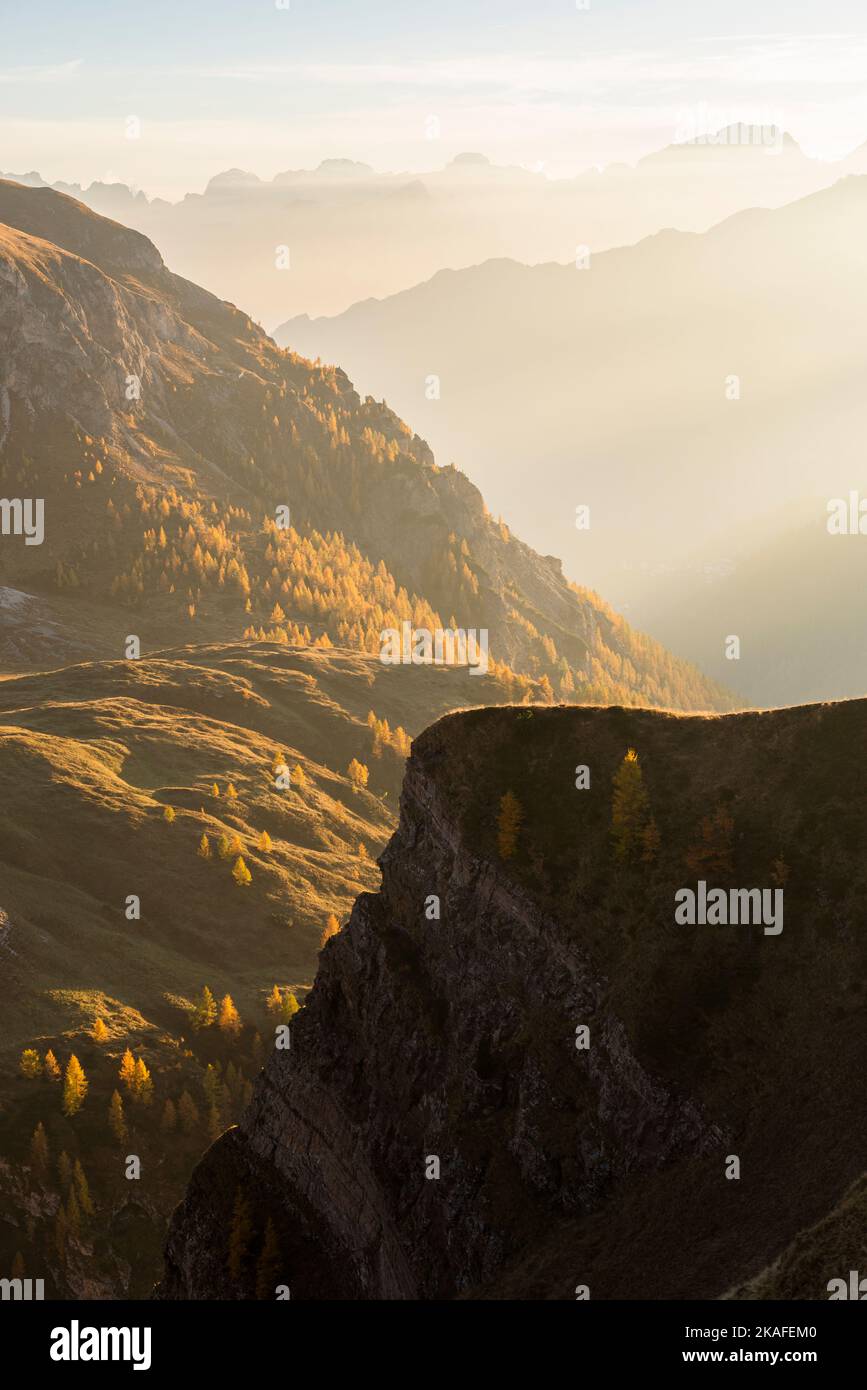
[347,758,369,789]
[44,1050,61,1082]
[266,984,282,1016]
[108,1090,127,1143]
[217,833,231,860]
[133,1058,154,1106]
[73,1160,94,1219]
[19,1048,41,1079]
[57,1150,72,1196]
[163,806,176,824]
[320,913,340,948]
[280,991,299,1023]
[178,1091,200,1135]
[29,1122,49,1180]
[194,986,218,1030]
[232,856,252,887]
[219,994,242,1037]
[611,749,650,862]
[62,1055,88,1117]
[226,782,238,799]
[198,833,211,859]
[211,782,220,797]
[91,1018,110,1043]
[119,1048,137,1091]
[497,791,523,860]
[257,829,272,851]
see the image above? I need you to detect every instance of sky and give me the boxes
[4,0,867,197]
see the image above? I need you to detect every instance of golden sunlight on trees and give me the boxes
[133,1058,154,1106]
[91,1018,110,1043]
[19,1049,40,1079]
[198,833,211,858]
[232,856,252,887]
[219,994,242,1037]
[62,1055,88,1117]
[108,1090,127,1143]
[348,758,368,788]
[194,986,218,1030]
[119,1048,137,1091]
[44,1050,61,1082]
[257,829,272,851]
[163,805,176,824]
[320,913,340,948]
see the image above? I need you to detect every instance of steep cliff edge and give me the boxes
[158,701,867,1300]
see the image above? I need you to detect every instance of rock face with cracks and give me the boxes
[158,701,867,1300]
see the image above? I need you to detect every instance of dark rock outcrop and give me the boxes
[158,700,867,1299]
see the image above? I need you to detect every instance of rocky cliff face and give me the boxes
[158,700,867,1299]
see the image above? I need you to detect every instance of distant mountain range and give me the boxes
[278,175,867,706]
[4,126,853,323]
[0,177,731,713]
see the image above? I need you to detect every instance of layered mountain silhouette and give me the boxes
[279,176,867,706]
[3,127,839,324]
[159,700,867,1299]
[0,178,731,712]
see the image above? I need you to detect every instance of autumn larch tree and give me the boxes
[63,1055,88,1117]
[108,1089,127,1143]
[74,1159,94,1219]
[194,985,218,1030]
[198,833,211,859]
[257,829,272,851]
[163,805,176,824]
[232,856,252,887]
[44,1050,61,1082]
[19,1048,41,1079]
[610,749,650,862]
[347,757,369,789]
[133,1058,154,1106]
[219,994,242,1038]
[91,1018,110,1043]
[320,913,340,948]
[119,1048,137,1092]
[29,1122,49,1180]
[497,791,523,860]
[178,1091,200,1135]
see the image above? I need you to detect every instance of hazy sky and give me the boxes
[4,0,867,196]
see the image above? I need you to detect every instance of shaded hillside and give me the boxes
[0,642,495,1297]
[0,179,733,714]
[277,177,867,705]
[160,699,867,1299]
